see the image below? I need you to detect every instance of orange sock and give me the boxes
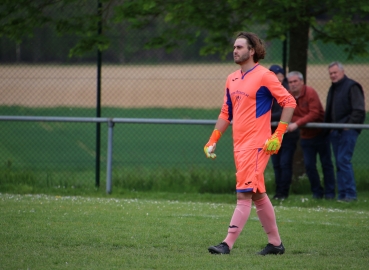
[223,199,252,249]
[254,196,281,246]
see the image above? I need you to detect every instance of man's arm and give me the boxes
[288,88,322,132]
[263,106,295,155]
[262,72,296,154]
[348,84,366,124]
[204,118,230,159]
[214,118,230,134]
[280,107,294,124]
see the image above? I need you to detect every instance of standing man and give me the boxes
[269,65,289,89]
[204,32,296,255]
[269,65,299,200]
[325,62,366,202]
[286,71,336,199]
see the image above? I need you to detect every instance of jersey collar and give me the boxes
[241,63,259,79]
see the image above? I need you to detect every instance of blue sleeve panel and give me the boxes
[256,86,273,118]
[226,88,233,122]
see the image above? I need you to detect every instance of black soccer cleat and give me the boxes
[208,242,230,254]
[257,242,285,255]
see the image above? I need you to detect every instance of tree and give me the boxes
[0,0,110,56]
[112,0,369,79]
[1,0,369,78]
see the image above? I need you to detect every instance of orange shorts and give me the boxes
[234,148,270,193]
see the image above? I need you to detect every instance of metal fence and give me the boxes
[2,115,368,194]
[1,20,369,194]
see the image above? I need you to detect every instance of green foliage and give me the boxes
[112,167,236,194]
[311,3,369,59]
[0,0,52,42]
[0,0,110,57]
[112,0,369,60]
[0,164,237,196]
[2,0,369,65]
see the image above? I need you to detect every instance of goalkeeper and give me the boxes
[204,32,296,256]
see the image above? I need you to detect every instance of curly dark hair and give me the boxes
[236,32,266,63]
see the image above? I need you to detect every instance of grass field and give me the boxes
[0,106,228,171]
[1,193,369,269]
[1,106,369,195]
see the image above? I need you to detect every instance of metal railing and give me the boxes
[1,115,368,194]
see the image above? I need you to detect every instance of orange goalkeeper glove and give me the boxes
[204,129,222,159]
[263,121,288,155]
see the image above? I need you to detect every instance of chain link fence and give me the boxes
[1,20,368,194]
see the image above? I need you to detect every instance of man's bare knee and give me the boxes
[252,192,266,201]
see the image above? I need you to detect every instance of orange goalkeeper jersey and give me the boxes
[219,64,296,151]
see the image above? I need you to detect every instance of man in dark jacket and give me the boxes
[269,65,299,200]
[325,62,366,202]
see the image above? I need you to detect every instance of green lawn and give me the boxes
[1,193,368,269]
[0,106,232,171]
[0,106,369,194]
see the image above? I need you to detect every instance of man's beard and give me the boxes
[234,51,250,64]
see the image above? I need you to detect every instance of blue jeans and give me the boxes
[300,133,336,199]
[271,132,299,197]
[330,129,359,200]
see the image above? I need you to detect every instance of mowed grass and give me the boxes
[1,106,369,171]
[0,106,231,172]
[1,193,369,269]
[1,106,369,192]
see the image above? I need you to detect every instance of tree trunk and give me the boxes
[288,22,310,82]
[293,139,305,179]
[288,22,310,185]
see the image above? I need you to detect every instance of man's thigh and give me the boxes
[234,148,270,193]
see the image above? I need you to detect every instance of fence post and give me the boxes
[95,0,103,188]
[106,119,114,194]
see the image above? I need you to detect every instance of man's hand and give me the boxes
[204,142,217,159]
[287,122,298,132]
[204,129,222,159]
[263,121,288,155]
